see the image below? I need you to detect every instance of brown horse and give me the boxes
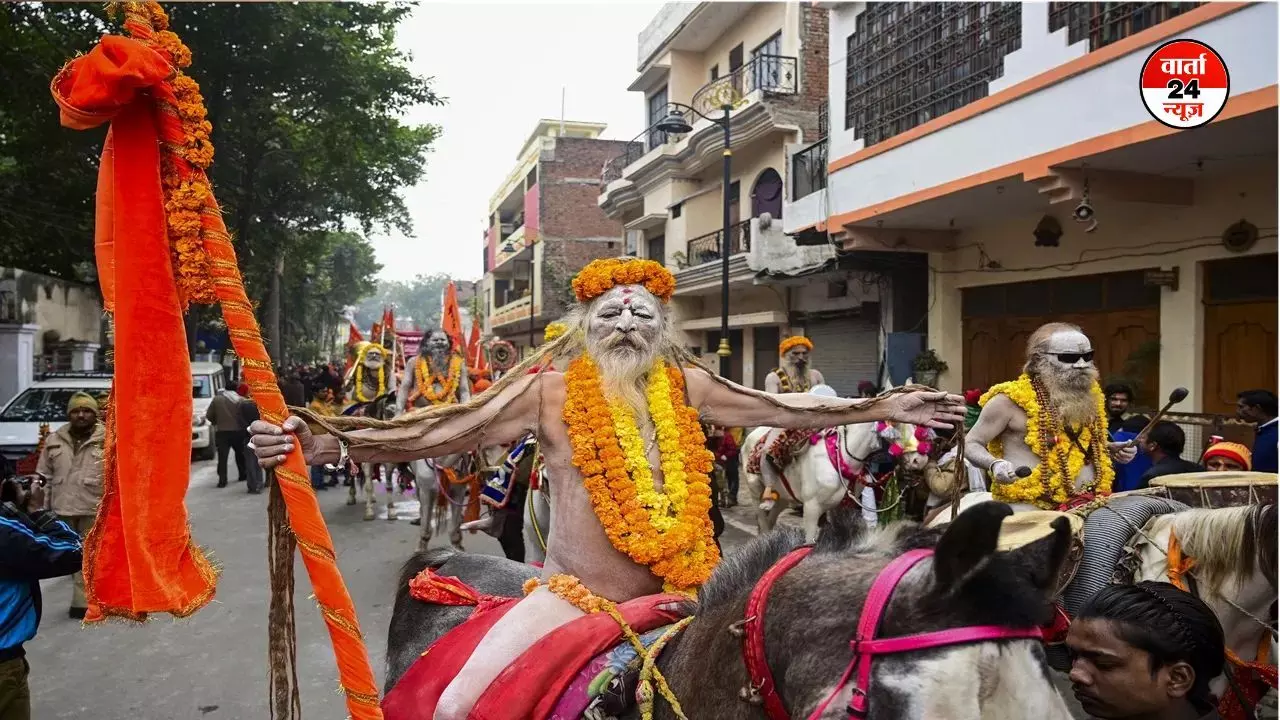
[385,502,1076,718]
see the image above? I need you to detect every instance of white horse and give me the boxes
[743,418,931,542]
[411,453,473,552]
[343,396,398,521]
[523,475,551,565]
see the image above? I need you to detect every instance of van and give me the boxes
[190,361,225,461]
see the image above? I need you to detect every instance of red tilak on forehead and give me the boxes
[621,287,632,294]
[623,297,631,305]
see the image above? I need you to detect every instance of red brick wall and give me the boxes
[539,137,633,240]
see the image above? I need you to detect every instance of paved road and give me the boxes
[25,462,759,719]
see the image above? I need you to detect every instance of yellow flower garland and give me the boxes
[412,354,463,406]
[543,322,568,344]
[563,355,718,591]
[979,374,1114,509]
[352,345,387,404]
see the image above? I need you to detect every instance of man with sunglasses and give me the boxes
[966,322,1137,510]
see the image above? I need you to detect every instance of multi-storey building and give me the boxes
[787,2,1277,413]
[599,2,902,392]
[482,120,634,357]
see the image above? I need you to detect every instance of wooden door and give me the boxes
[1101,309,1161,405]
[1202,300,1278,414]
[962,317,1003,391]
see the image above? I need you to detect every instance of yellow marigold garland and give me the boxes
[979,374,1114,509]
[351,345,387,404]
[572,258,675,304]
[778,336,813,355]
[411,354,462,406]
[563,355,719,591]
[543,322,568,344]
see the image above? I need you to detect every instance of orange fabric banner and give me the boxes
[466,319,482,369]
[442,281,463,351]
[52,35,216,618]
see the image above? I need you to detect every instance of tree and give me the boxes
[278,231,381,363]
[0,5,109,281]
[353,273,456,333]
[1,3,443,362]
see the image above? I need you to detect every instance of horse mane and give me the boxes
[695,527,806,613]
[1166,504,1273,591]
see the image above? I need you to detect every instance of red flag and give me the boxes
[381,306,395,346]
[346,321,363,346]
[442,281,464,351]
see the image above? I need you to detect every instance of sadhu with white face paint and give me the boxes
[966,322,1138,511]
[248,258,965,718]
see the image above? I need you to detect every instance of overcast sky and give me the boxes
[370,2,665,283]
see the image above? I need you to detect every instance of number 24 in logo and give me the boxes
[1139,39,1230,130]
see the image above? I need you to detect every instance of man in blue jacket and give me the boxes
[1237,389,1278,473]
[0,473,84,720]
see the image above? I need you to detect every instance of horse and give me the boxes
[341,393,397,522]
[932,490,1279,713]
[523,479,551,566]
[384,502,1077,719]
[412,452,475,552]
[742,420,932,541]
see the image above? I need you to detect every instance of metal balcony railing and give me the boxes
[600,136,648,187]
[1048,2,1202,51]
[685,219,752,267]
[792,139,828,201]
[845,3,1022,147]
[691,54,798,116]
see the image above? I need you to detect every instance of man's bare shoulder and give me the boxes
[978,393,1023,417]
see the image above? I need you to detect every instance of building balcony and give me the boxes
[672,219,755,295]
[599,54,799,218]
[493,225,532,270]
[816,2,1275,237]
[490,294,537,330]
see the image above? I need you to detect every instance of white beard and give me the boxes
[782,360,808,386]
[1033,360,1099,426]
[590,335,659,420]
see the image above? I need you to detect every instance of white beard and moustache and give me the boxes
[424,347,450,373]
[589,331,660,418]
[1031,355,1099,426]
[783,358,807,384]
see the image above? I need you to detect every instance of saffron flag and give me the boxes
[442,281,464,351]
[347,321,364,347]
[466,319,482,369]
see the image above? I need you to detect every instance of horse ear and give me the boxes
[933,501,1011,590]
[815,504,863,553]
[1002,516,1073,596]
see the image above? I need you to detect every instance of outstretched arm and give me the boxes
[685,367,964,430]
[964,394,1015,482]
[251,373,542,468]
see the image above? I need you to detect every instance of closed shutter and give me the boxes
[804,316,880,396]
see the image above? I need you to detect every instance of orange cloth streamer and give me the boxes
[52,6,382,718]
[52,34,216,618]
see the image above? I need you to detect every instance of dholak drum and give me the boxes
[1149,471,1278,508]
[996,511,1085,597]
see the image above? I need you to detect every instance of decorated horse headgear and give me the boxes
[874,421,935,458]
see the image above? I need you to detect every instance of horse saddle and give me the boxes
[480,436,535,510]
[746,428,815,475]
[383,571,688,720]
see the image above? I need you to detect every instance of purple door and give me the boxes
[751,168,783,219]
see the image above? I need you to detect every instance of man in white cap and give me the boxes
[35,392,105,619]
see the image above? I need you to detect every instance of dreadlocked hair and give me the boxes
[1078,581,1225,713]
[293,295,913,450]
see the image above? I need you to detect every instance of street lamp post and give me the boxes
[657,102,734,380]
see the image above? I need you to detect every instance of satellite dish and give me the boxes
[810,384,837,397]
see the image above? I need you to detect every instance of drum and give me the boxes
[1148,471,1278,508]
[996,511,1085,596]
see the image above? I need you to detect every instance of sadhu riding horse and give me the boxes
[252,258,971,718]
[926,323,1279,718]
[342,340,401,521]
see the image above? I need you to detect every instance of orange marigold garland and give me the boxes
[410,354,463,406]
[562,355,719,591]
[778,336,813,355]
[572,258,675,304]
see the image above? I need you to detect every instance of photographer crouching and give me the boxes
[0,469,84,720]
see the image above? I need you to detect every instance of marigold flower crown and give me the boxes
[572,258,675,304]
[779,336,814,355]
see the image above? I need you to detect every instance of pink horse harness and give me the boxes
[741,546,1045,719]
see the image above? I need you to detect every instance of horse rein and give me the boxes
[740,547,1044,720]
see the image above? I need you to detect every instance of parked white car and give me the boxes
[190,361,225,461]
[0,363,228,463]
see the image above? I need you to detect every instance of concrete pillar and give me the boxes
[742,326,756,389]
[1159,261,1204,411]
[928,252,964,393]
[67,341,101,372]
[0,323,39,405]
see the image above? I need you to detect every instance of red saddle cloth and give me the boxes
[382,584,687,720]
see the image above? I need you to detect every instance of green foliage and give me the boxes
[0,2,441,358]
[0,4,109,281]
[353,273,455,332]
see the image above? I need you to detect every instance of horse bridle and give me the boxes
[740,546,1044,720]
